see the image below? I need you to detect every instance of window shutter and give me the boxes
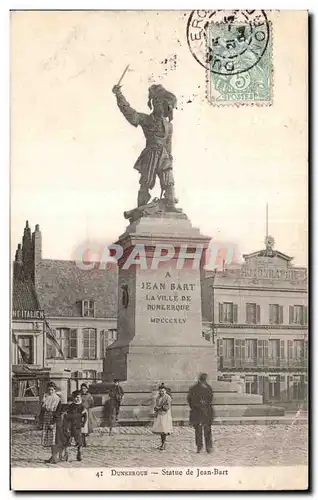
[280,340,285,361]
[69,329,77,359]
[287,375,292,400]
[100,330,105,358]
[90,300,95,318]
[279,306,284,324]
[219,338,223,357]
[241,339,245,364]
[289,306,294,324]
[269,305,273,324]
[46,339,53,359]
[92,329,97,360]
[217,338,223,369]
[304,340,308,368]
[258,375,264,397]
[263,340,269,367]
[219,303,224,323]
[280,374,286,401]
[288,340,293,361]
[245,304,249,324]
[235,338,241,368]
[256,305,261,324]
[52,328,57,358]
[233,304,238,323]
[257,339,264,366]
[303,306,308,326]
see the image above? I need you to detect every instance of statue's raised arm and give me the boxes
[112,85,146,128]
[113,81,182,217]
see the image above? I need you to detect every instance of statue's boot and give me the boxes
[137,187,151,207]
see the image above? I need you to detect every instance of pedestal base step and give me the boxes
[92,402,285,425]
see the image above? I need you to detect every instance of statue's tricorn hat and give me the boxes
[148,84,177,110]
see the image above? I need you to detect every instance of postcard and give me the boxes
[10,9,308,491]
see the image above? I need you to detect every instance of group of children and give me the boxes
[39,382,97,464]
[39,380,175,464]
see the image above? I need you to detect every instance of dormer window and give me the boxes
[82,299,95,318]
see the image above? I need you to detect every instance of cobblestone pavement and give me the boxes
[11,423,307,468]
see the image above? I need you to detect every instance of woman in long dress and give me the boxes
[152,384,173,451]
[80,383,97,446]
[39,382,63,464]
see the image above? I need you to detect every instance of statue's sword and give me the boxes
[117,64,130,86]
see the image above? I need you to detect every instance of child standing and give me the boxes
[64,390,87,462]
[152,384,173,451]
[80,383,97,447]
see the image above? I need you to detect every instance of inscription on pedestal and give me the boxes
[139,274,197,325]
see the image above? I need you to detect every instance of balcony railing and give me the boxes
[219,356,307,370]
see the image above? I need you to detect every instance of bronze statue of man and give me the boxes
[112,83,178,210]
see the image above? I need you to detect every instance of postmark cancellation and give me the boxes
[187,10,273,107]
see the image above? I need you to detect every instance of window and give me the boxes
[83,328,97,359]
[290,376,305,400]
[268,339,280,367]
[288,339,306,368]
[82,370,96,379]
[294,339,305,359]
[47,328,77,359]
[100,329,117,358]
[82,300,95,318]
[269,304,283,324]
[17,336,33,364]
[246,303,260,324]
[219,302,238,323]
[245,375,258,394]
[14,379,39,398]
[289,305,307,325]
[268,375,280,399]
[246,339,257,362]
[223,338,234,367]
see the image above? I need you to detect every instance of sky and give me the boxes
[10,10,307,266]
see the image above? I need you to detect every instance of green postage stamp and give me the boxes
[205,12,273,106]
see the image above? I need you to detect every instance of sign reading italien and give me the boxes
[12,310,44,320]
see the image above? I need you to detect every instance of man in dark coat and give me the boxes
[187,373,214,453]
[109,379,124,422]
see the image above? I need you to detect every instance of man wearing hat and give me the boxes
[112,82,178,211]
[187,373,214,454]
[108,378,124,426]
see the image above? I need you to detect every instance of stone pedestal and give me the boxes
[103,214,216,383]
[99,213,285,422]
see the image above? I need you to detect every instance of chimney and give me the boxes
[22,220,33,280]
[32,223,42,269]
[13,243,23,279]
[15,243,22,264]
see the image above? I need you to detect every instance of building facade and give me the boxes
[202,236,308,406]
[12,222,118,383]
[12,222,308,405]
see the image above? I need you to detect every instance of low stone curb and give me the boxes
[11,415,307,428]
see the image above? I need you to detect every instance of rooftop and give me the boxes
[35,259,118,318]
